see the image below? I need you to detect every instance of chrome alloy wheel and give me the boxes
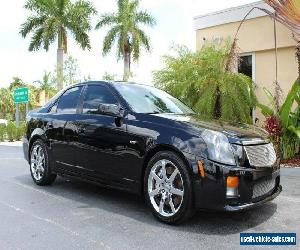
[30,144,45,181]
[148,159,184,217]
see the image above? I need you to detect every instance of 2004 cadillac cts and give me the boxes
[23,81,282,224]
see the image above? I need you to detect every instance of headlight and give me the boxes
[201,129,236,165]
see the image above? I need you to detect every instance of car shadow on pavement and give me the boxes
[15,174,277,235]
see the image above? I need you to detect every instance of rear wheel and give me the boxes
[144,151,194,224]
[30,139,56,186]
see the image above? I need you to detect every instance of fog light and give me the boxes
[226,176,239,197]
[226,187,239,197]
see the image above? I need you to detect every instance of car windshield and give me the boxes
[114,83,194,114]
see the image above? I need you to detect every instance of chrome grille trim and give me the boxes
[244,143,277,167]
[241,139,270,145]
[252,179,276,199]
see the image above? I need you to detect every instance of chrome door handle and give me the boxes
[129,140,137,145]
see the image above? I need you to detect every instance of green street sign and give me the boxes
[13,87,29,103]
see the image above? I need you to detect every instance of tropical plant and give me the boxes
[0,124,6,142]
[20,0,97,90]
[64,55,80,86]
[0,77,41,121]
[16,122,27,141]
[95,0,156,81]
[153,43,257,123]
[258,80,300,159]
[51,55,81,87]
[34,71,57,102]
[264,0,300,78]
[102,72,117,81]
[0,88,14,118]
[82,74,92,81]
[9,77,26,91]
[6,121,17,142]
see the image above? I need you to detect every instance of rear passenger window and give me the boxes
[57,86,82,114]
[83,85,118,114]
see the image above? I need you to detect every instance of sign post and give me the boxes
[13,87,29,127]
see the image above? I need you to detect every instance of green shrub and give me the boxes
[16,122,26,141]
[6,121,17,142]
[0,124,6,142]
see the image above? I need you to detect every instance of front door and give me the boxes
[75,84,130,185]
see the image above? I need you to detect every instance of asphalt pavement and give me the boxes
[0,144,299,250]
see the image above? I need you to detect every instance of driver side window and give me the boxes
[82,85,118,114]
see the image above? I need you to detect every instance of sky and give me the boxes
[0,0,257,88]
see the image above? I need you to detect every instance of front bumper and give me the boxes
[193,158,281,211]
[224,184,282,211]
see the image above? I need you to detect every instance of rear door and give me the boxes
[47,86,83,170]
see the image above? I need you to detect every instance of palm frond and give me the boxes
[42,17,59,51]
[95,13,118,29]
[24,0,54,13]
[136,11,156,26]
[68,0,97,31]
[29,27,44,51]
[265,0,300,40]
[72,28,91,50]
[102,26,120,56]
[19,15,47,38]
[131,27,150,61]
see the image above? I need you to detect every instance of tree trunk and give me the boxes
[57,30,64,90]
[123,51,130,81]
[57,48,64,90]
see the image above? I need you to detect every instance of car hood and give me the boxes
[154,113,269,144]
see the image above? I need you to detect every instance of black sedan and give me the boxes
[23,81,281,224]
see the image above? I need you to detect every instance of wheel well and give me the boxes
[28,135,42,159]
[140,144,191,196]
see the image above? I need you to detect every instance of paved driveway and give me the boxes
[0,145,299,249]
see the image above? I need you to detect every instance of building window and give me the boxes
[238,55,253,79]
[238,54,257,124]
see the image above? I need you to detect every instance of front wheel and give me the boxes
[30,139,56,186]
[144,151,194,224]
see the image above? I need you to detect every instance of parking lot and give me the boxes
[0,144,299,249]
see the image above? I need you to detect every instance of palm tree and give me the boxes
[34,71,57,102]
[20,0,96,90]
[154,44,257,124]
[264,0,300,79]
[95,0,156,81]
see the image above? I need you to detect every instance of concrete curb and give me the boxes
[0,141,22,147]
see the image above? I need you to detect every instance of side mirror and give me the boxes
[97,104,124,117]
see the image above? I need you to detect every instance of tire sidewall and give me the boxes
[144,151,194,224]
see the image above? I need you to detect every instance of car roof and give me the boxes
[72,80,153,89]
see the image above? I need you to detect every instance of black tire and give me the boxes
[29,139,56,186]
[144,151,195,224]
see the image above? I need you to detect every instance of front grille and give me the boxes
[244,143,276,167]
[252,178,276,199]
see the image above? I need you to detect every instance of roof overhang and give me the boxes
[194,1,274,30]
